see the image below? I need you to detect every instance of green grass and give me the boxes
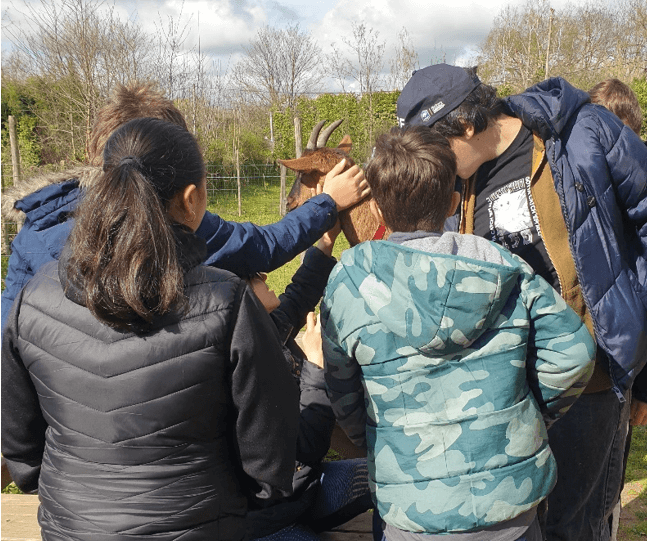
[626,426,647,485]
[207,183,349,298]
[1,254,9,292]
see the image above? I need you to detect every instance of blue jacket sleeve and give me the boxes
[196,194,337,276]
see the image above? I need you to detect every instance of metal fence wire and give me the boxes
[1,163,289,257]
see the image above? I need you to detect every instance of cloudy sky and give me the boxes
[3,0,599,91]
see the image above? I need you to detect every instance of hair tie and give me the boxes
[119,155,143,169]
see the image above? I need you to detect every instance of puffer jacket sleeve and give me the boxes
[1,289,47,494]
[601,125,647,400]
[520,266,596,426]
[229,283,300,504]
[602,124,647,247]
[296,359,336,466]
[196,194,338,277]
[321,273,368,450]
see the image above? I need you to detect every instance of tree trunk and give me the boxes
[236,146,242,217]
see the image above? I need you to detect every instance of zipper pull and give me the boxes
[612,386,626,403]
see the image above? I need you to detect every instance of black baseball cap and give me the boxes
[396,64,481,128]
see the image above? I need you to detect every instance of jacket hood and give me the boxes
[505,77,590,141]
[2,165,100,222]
[333,238,523,355]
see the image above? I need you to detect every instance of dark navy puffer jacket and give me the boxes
[1,243,300,540]
[506,78,647,398]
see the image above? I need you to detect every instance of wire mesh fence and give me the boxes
[1,163,292,259]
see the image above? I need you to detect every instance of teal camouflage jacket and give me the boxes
[321,233,595,534]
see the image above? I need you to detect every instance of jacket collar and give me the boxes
[504,77,590,141]
[2,166,100,222]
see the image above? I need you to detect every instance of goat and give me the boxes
[278,120,384,246]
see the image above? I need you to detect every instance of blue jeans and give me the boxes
[544,388,630,541]
[255,458,372,540]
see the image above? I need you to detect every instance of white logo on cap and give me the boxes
[431,101,446,114]
[397,117,406,128]
[421,110,430,122]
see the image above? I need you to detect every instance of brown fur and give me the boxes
[279,124,380,246]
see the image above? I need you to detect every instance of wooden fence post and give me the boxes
[294,117,302,159]
[280,164,287,217]
[8,115,21,186]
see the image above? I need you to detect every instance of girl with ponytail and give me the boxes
[67,117,206,331]
[2,117,300,540]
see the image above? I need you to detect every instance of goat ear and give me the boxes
[278,155,329,174]
[337,135,352,153]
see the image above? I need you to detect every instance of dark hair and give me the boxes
[366,126,457,232]
[432,67,506,138]
[87,83,188,165]
[589,78,642,136]
[67,117,205,332]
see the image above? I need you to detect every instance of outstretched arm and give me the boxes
[196,159,368,277]
[197,194,338,277]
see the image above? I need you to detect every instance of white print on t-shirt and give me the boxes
[487,177,541,250]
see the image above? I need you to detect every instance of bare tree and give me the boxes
[478,0,647,92]
[152,1,193,100]
[3,0,156,161]
[330,23,386,94]
[231,24,324,109]
[388,28,419,91]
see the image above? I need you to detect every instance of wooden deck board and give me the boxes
[1,494,40,541]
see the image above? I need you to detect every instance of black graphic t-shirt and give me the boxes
[473,125,559,291]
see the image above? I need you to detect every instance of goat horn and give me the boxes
[306,120,327,150]
[317,119,343,148]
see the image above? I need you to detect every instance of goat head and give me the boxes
[278,120,380,247]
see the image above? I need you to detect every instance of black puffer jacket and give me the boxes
[1,236,299,541]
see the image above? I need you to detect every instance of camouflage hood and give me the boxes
[325,233,522,356]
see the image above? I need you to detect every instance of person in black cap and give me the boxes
[396,64,647,541]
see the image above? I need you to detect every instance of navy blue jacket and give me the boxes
[504,78,647,399]
[1,174,337,336]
